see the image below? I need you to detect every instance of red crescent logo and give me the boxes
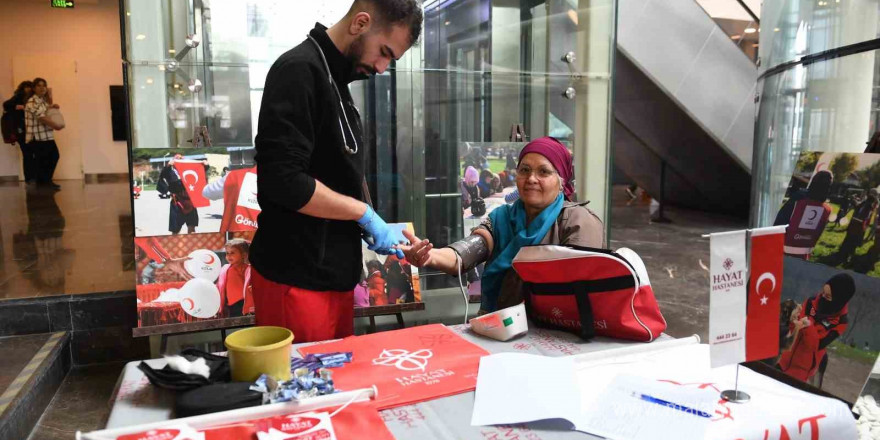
[181,298,194,310]
[203,254,215,264]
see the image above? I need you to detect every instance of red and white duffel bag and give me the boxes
[512,245,666,342]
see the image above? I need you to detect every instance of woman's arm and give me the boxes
[400,229,494,276]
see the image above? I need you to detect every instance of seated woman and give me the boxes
[401,137,605,313]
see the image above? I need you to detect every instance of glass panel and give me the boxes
[127,63,252,149]
[752,49,880,227]
[761,0,880,70]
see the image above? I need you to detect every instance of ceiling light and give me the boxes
[146,78,153,85]
[168,49,176,54]
[731,35,742,40]
[744,27,757,34]
[774,28,780,32]
[444,21,450,26]
[135,34,146,40]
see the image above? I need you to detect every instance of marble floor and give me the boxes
[0,333,50,396]
[607,187,747,340]
[0,181,135,300]
[27,362,124,440]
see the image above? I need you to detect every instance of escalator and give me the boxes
[613,0,759,216]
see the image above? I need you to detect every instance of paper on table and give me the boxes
[471,353,579,426]
[471,342,710,430]
[579,374,715,440]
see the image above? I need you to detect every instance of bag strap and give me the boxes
[525,276,635,340]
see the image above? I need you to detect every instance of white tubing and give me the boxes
[571,334,700,368]
[76,386,378,440]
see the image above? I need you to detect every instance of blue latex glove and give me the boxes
[358,205,406,259]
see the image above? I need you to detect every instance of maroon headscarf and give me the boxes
[518,136,575,200]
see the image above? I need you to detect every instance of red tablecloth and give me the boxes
[137,302,188,326]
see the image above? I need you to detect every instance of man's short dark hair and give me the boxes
[33,77,47,87]
[350,0,423,45]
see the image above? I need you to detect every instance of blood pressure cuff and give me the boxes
[138,349,231,391]
[447,233,490,273]
[512,245,667,342]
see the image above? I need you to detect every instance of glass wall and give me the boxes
[752,0,880,227]
[121,0,615,289]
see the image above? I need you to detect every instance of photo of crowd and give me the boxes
[776,152,880,277]
[356,223,422,308]
[459,142,523,222]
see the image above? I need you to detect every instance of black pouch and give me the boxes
[175,382,263,417]
[471,198,487,216]
[138,349,231,392]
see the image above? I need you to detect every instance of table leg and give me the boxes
[160,334,168,355]
[396,313,405,329]
[368,316,377,334]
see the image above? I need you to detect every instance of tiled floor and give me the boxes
[27,362,125,440]
[0,333,50,396]
[0,181,135,299]
[608,187,747,340]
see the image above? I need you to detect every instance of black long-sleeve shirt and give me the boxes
[250,23,367,291]
[3,93,27,138]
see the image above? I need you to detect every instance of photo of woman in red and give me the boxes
[778,273,856,386]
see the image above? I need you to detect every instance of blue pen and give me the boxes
[633,392,712,418]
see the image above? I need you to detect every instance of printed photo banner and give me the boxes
[358,223,422,309]
[132,148,259,237]
[299,324,489,410]
[773,152,880,402]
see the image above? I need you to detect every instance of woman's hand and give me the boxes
[400,229,434,268]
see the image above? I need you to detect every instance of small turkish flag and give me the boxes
[173,160,210,208]
[745,226,786,362]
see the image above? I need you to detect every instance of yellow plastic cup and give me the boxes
[224,326,294,382]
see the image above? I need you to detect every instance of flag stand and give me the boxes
[720,364,751,403]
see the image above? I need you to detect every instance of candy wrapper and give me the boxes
[252,368,338,404]
[289,352,353,374]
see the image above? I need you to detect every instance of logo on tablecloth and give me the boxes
[372,349,433,372]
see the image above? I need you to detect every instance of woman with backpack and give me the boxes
[3,81,35,183]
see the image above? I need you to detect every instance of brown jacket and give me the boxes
[476,201,605,312]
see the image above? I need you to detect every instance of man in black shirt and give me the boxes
[250,0,422,341]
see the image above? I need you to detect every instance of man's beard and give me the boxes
[347,36,374,80]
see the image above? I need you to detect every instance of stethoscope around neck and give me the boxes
[308,35,359,155]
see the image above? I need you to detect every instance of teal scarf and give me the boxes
[480,193,564,312]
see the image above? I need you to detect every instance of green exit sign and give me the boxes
[50,0,74,8]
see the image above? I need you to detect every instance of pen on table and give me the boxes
[632,392,712,418]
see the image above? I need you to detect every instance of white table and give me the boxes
[106,324,670,439]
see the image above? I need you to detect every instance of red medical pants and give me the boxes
[251,269,354,343]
